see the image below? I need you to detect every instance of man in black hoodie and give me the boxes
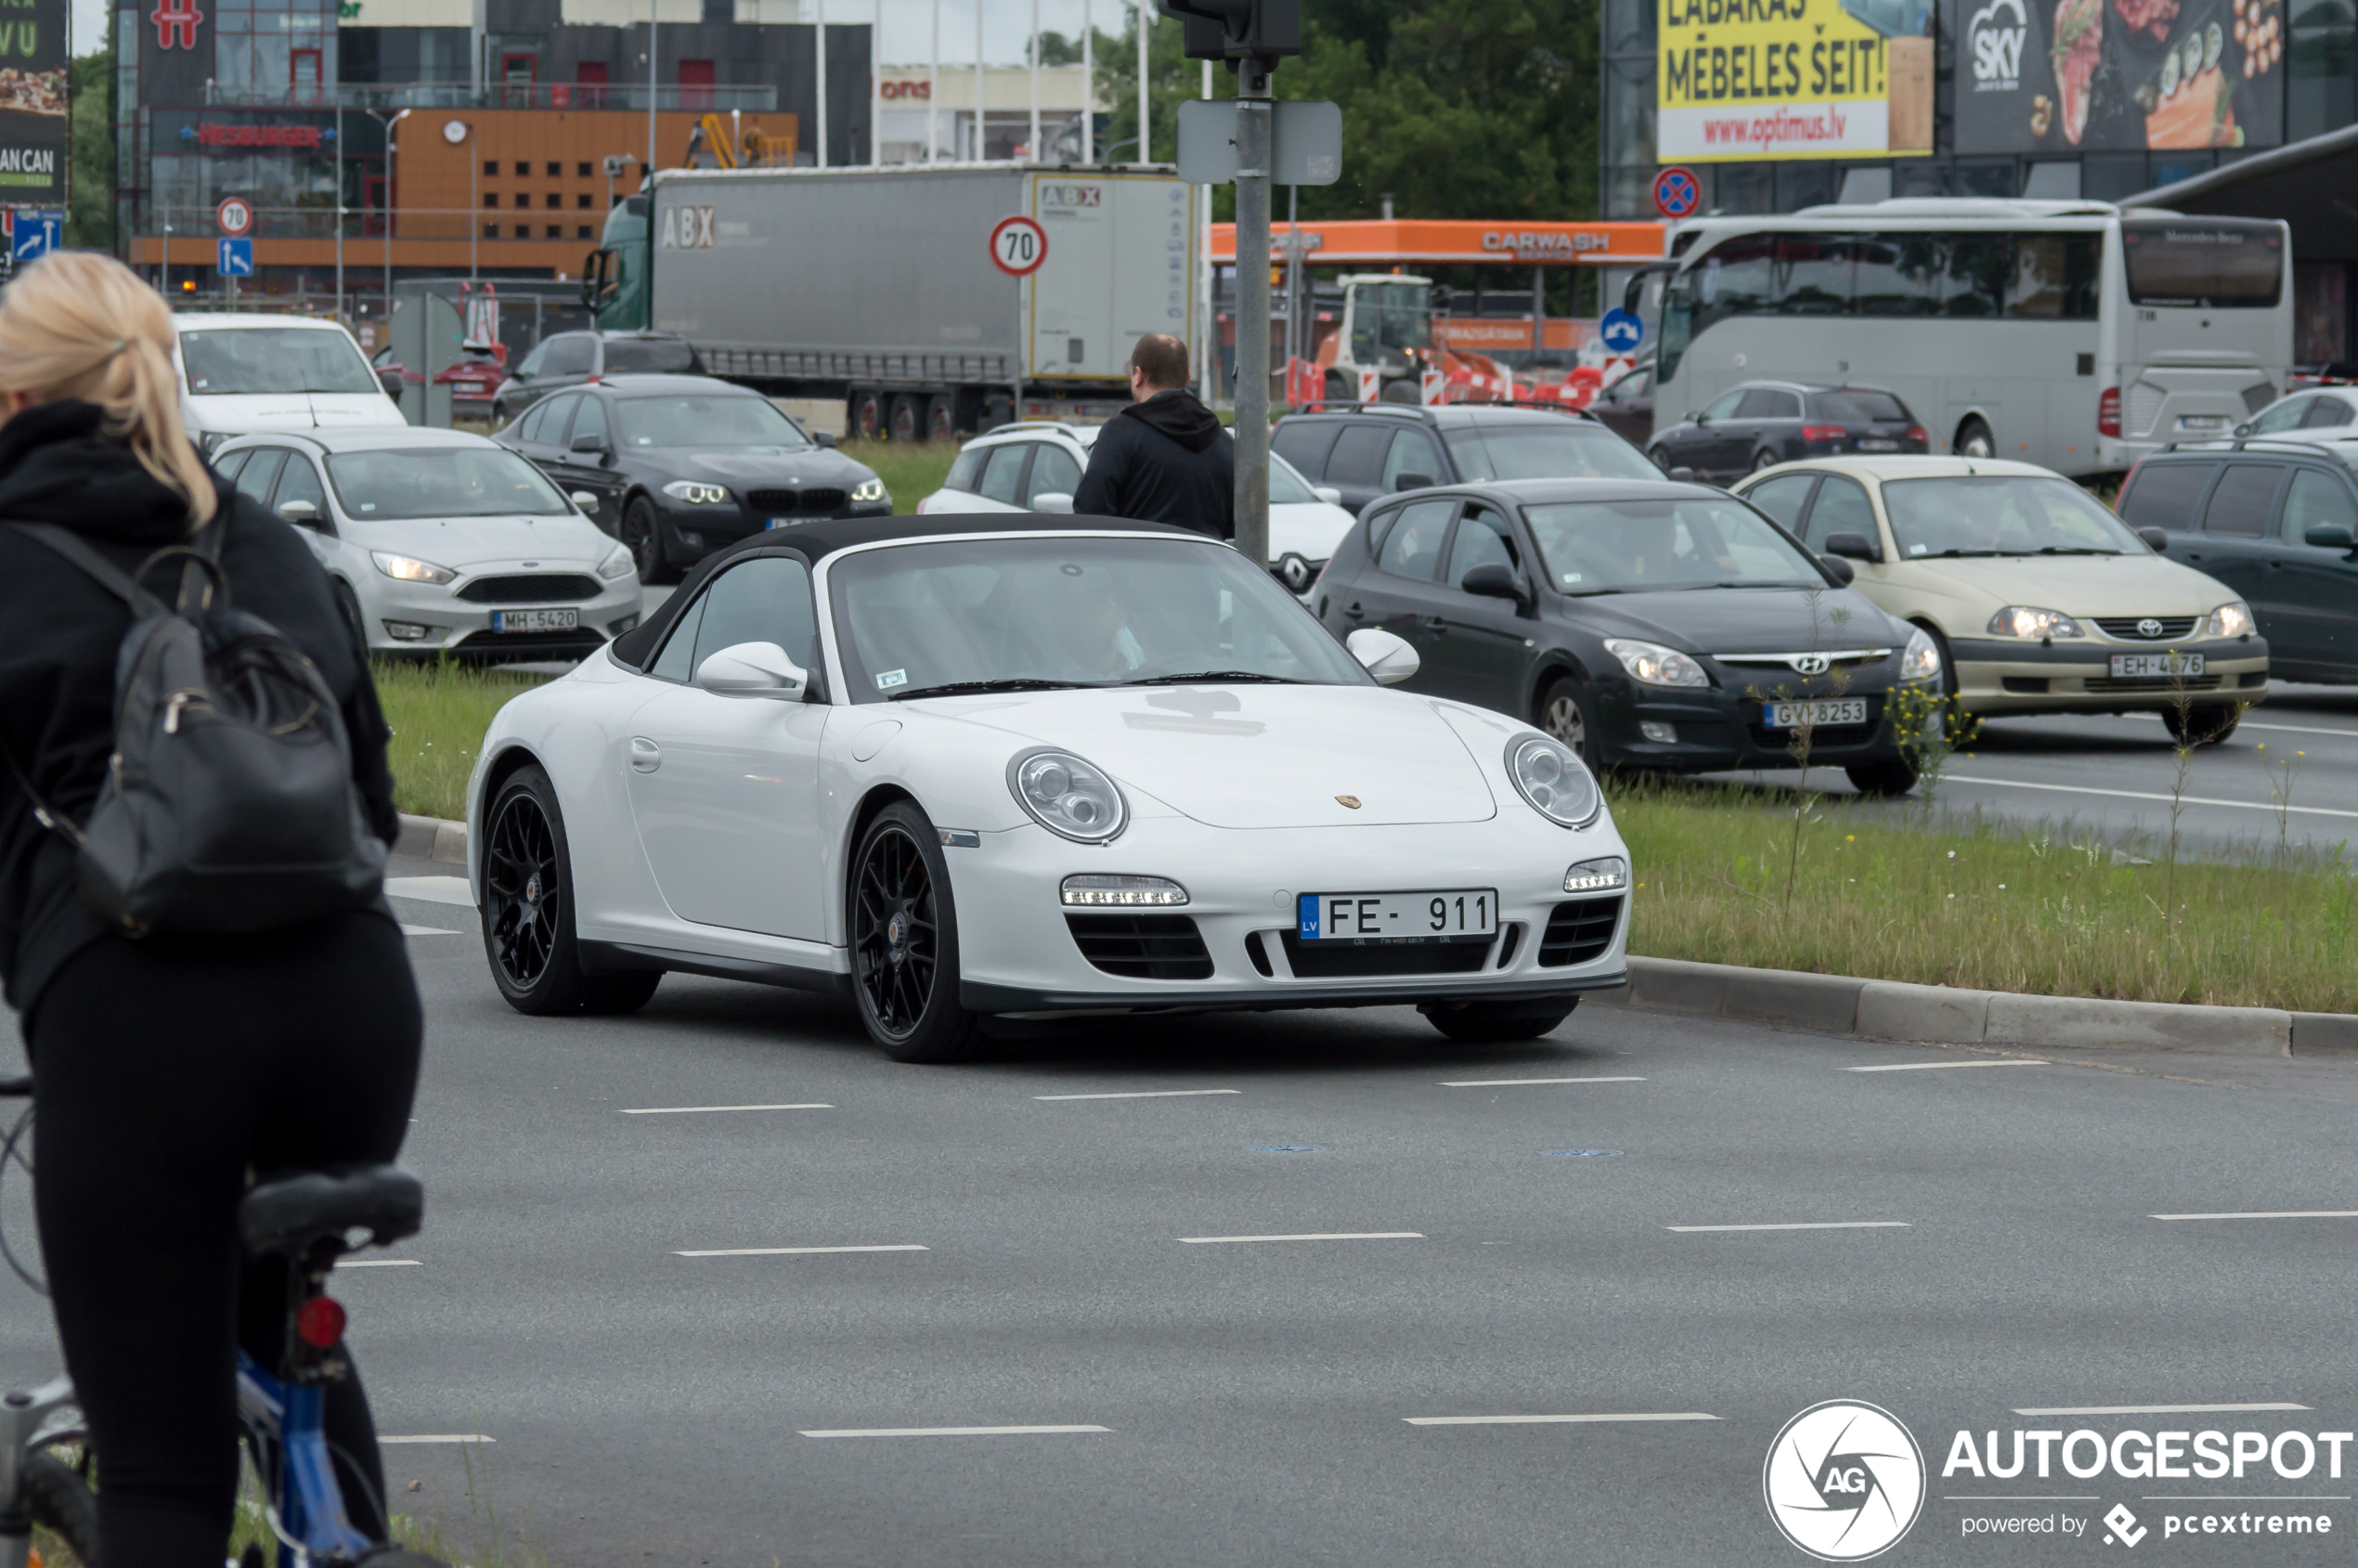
[1072,333,1234,538]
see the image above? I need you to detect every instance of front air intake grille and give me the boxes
[2084,674,2223,693]
[2093,616,2199,641]
[1277,932,1492,978]
[456,574,603,603]
[1539,898,1623,967]
[1065,914,1212,980]
[747,486,849,515]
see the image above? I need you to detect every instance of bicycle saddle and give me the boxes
[240,1164,423,1257]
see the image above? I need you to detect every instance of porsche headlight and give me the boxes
[1601,637,1709,689]
[662,480,731,505]
[2204,601,2255,639]
[596,543,636,580]
[1507,734,1601,829]
[1563,856,1627,892]
[851,477,887,504]
[1008,749,1127,843]
[1987,605,2083,640]
[1899,626,1942,683]
[1061,874,1186,906]
[370,551,456,584]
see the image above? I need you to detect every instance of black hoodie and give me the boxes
[0,403,400,1021]
[1071,388,1235,538]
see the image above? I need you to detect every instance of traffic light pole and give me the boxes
[1230,58,1272,574]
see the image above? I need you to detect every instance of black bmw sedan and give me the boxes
[494,372,891,583]
[1312,477,1942,794]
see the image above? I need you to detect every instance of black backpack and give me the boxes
[4,522,387,937]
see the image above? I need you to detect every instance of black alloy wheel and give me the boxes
[1537,676,1597,761]
[849,801,987,1063]
[1846,757,1921,797]
[1751,448,1781,474]
[2162,704,2242,746]
[621,497,681,586]
[483,764,661,1016]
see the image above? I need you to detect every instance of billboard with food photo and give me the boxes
[0,0,66,204]
[1955,0,2283,152]
[1656,0,1937,162]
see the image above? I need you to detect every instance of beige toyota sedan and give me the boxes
[1730,456,2267,743]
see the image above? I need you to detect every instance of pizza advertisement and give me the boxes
[0,0,65,201]
[1956,0,2283,152]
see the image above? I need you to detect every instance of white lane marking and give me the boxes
[1032,1089,1243,1101]
[2131,713,2358,740]
[380,1435,494,1445]
[1846,1059,2049,1072]
[799,1425,1109,1438]
[677,1245,927,1257]
[621,1103,834,1115]
[1440,1076,1647,1087]
[1946,1495,2101,1501]
[384,875,477,906]
[1947,774,2358,820]
[1404,1412,1719,1426]
[2014,1403,2311,1417]
[2151,1211,2358,1221]
[1666,1221,1911,1233]
[334,1259,421,1269]
[398,924,460,938]
[1179,1231,1423,1244]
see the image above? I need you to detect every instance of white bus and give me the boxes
[1651,199,2292,478]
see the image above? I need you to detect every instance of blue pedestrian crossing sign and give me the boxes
[1599,307,1644,356]
[217,237,254,277]
[7,211,61,264]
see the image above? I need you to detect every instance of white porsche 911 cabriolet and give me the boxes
[466,514,1633,1061]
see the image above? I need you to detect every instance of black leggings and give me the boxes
[28,911,423,1568]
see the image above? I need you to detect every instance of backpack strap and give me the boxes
[4,523,170,618]
[0,746,85,848]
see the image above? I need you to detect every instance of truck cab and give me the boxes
[582,194,651,331]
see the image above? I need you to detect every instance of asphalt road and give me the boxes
[2,862,2353,1565]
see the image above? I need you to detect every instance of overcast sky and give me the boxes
[74,0,1150,70]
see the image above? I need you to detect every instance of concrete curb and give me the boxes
[395,813,468,866]
[1589,956,2352,1058]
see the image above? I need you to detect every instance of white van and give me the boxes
[173,314,406,450]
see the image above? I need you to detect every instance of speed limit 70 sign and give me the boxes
[989,214,1048,278]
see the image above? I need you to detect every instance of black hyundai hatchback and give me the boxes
[1313,477,1941,792]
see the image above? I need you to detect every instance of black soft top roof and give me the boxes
[607,512,1211,669]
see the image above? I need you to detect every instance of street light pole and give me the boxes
[466,122,477,279]
[1134,0,1147,163]
[816,0,828,166]
[1081,0,1092,162]
[362,107,409,335]
[972,0,983,160]
[1027,0,1039,161]
[647,0,658,174]
[1231,57,1271,571]
[334,97,343,320]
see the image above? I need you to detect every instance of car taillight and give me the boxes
[2098,387,2121,438]
[1904,426,1926,443]
[1801,425,1847,442]
[295,1296,346,1349]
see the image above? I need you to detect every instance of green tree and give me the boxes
[66,49,113,252]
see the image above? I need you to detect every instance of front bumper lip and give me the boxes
[962,970,1627,1017]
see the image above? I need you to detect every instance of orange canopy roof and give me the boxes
[1210,218,1666,266]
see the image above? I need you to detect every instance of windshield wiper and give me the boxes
[887,678,1096,701]
[1933,549,2004,557]
[2035,547,2121,555]
[1122,670,1303,685]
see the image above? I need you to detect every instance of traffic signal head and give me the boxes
[1157,0,1300,62]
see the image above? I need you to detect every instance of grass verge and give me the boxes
[375,660,551,822]
[1614,776,2358,1013]
[838,436,959,514]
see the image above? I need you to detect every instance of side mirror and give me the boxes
[568,490,601,512]
[1315,486,1343,506]
[814,431,840,448]
[1669,466,1697,483]
[1818,552,1857,586]
[693,641,807,698]
[1393,472,1435,492]
[2233,421,2253,436]
[1458,562,1530,604]
[2137,525,2170,552]
[1823,531,1882,564]
[2305,523,2356,551]
[1346,627,1420,686]
[277,499,317,522]
[1031,491,1075,514]
[1692,410,1710,424]
[569,433,608,455]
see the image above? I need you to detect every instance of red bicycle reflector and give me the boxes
[296,1296,347,1348]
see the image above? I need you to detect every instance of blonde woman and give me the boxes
[0,253,421,1567]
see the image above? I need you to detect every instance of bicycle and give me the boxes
[0,1073,439,1568]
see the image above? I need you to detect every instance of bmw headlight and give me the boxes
[1008,749,1128,843]
[1899,626,1942,683]
[596,543,636,580]
[2204,601,2255,639]
[1987,605,2083,640]
[1601,637,1709,689]
[851,477,887,504]
[1506,734,1601,829]
[370,551,456,585]
[662,480,732,505]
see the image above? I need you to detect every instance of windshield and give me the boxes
[181,327,380,396]
[1445,424,1662,482]
[1522,496,1826,592]
[1269,453,1318,505]
[828,535,1372,702]
[603,337,698,372]
[616,395,810,449]
[325,447,574,519]
[1883,475,2142,557]
[2120,220,2284,309]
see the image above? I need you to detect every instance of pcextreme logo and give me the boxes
[1764,1400,1927,1561]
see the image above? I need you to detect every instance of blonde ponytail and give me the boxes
[0,252,215,529]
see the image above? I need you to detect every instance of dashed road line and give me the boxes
[1666,1221,1910,1233]
[2150,1212,2358,1221]
[1947,775,2358,820]
[799,1425,1109,1438]
[335,1259,421,1269]
[622,1104,834,1114]
[1404,1412,1718,1426]
[678,1245,927,1257]
[381,1435,494,1445]
[384,875,476,906]
[1032,1089,1242,1101]
[398,924,460,937]
[2014,1403,2310,1416]
[1846,1060,2049,1072]
[1179,1232,1423,1244]
[1440,1076,1647,1087]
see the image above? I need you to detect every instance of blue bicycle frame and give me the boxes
[236,1352,372,1565]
